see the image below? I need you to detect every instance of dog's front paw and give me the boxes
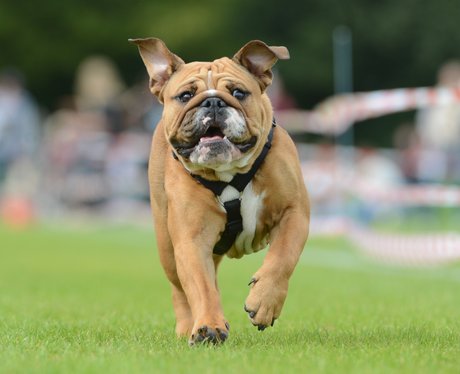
[244,275,288,330]
[188,321,230,346]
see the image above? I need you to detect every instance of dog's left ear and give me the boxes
[129,38,184,102]
[233,40,290,91]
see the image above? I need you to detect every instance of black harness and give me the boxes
[174,121,276,255]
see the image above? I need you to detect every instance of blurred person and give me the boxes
[75,55,127,136]
[116,78,163,133]
[354,146,404,222]
[75,55,125,112]
[356,146,403,189]
[415,60,460,182]
[101,79,160,221]
[393,123,423,183]
[303,142,344,215]
[41,94,110,214]
[104,130,151,221]
[0,68,41,226]
[0,68,40,183]
[41,57,116,215]
[41,57,153,219]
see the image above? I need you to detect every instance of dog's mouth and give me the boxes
[173,126,257,159]
[199,126,225,143]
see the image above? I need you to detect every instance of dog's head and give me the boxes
[130,38,289,179]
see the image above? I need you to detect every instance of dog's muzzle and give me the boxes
[171,96,257,163]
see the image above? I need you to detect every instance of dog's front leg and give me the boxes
[244,209,309,330]
[168,205,229,345]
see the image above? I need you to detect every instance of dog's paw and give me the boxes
[188,322,230,346]
[244,275,288,330]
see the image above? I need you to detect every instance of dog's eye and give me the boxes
[232,89,247,100]
[177,91,194,103]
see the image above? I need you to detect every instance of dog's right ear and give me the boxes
[129,38,184,101]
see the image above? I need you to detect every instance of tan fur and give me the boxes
[133,38,309,344]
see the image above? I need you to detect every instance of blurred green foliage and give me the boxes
[1,0,459,131]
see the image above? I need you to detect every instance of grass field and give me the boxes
[1,223,460,373]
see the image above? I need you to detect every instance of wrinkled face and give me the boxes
[162,58,273,174]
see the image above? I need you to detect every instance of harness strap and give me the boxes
[192,122,276,255]
[212,199,244,255]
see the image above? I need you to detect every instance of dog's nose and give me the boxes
[200,97,227,108]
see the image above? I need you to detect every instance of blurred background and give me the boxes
[1,0,460,264]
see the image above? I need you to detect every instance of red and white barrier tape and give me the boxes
[282,86,460,264]
[304,158,460,265]
[301,161,460,207]
[353,182,460,207]
[310,217,460,266]
[350,226,460,266]
[277,86,460,135]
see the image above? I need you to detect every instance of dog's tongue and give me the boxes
[199,135,224,143]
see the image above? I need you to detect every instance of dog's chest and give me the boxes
[218,182,268,258]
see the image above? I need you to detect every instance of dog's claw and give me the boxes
[216,327,228,342]
[189,325,228,346]
[248,277,258,286]
[197,326,207,335]
[244,304,277,331]
[244,304,255,318]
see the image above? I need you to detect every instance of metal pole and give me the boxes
[333,26,354,217]
[333,26,354,158]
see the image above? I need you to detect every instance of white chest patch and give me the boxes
[218,182,267,257]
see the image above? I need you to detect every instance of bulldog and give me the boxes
[130,38,309,345]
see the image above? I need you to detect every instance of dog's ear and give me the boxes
[129,38,184,101]
[233,40,289,91]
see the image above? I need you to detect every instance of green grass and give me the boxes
[1,224,460,373]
